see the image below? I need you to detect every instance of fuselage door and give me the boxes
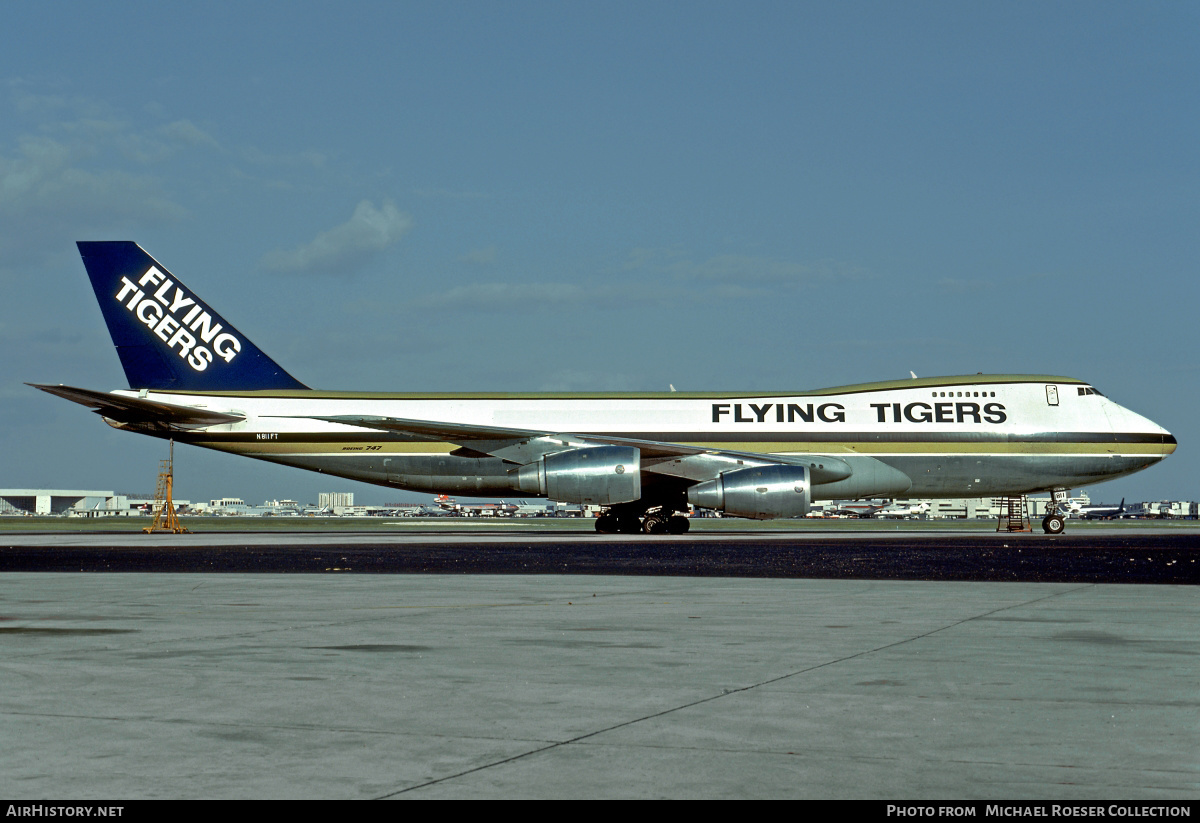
[1045,385,1059,406]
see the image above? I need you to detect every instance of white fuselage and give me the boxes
[110,376,1174,500]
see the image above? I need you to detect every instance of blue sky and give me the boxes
[1,1,1195,505]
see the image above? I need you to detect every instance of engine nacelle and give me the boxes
[516,445,641,506]
[687,465,810,519]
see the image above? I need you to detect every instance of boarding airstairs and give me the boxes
[996,495,1032,532]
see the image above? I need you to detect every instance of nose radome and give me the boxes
[1103,399,1175,457]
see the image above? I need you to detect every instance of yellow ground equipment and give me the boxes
[143,440,189,534]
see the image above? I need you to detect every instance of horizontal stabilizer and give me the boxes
[29,384,245,427]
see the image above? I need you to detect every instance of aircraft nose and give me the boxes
[1161,430,1177,455]
[1102,400,1175,459]
[1142,417,1175,458]
[1144,413,1176,455]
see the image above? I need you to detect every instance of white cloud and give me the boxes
[623,247,868,290]
[0,132,186,264]
[10,88,111,121]
[459,245,498,265]
[411,187,493,201]
[401,248,866,314]
[239,145,327,169]
[412,281,598,309]
[103,119,222,165]
[259,199,413,276]
[158,120,220,150]
[0,93,239,266]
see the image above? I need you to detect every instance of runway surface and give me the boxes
[1,528,1197,583]
[2,527,1197,799]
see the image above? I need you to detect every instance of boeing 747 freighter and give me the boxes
[31,242,1175,534]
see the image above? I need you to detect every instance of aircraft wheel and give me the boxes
[642,515,669,534]
[1042,515,1065,535]
[595,514,617,533]
[667,516,690,534]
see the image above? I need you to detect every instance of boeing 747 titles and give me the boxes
[31,242,1176,535]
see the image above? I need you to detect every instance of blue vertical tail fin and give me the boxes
[77,241,308,391]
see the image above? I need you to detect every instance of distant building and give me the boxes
[202,497,250,515]
[0,489,116,515]
[319,492,354,509]
[1129,501,1198,519]
[0,489,197,517]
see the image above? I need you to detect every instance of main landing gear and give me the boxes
[595,504,690,535]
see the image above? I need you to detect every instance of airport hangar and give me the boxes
[0,489,118,516]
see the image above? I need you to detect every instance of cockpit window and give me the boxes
[1077,386,1105,397]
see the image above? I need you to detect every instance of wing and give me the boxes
[296,414,855,485]
[28,384,246,428]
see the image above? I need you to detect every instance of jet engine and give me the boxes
[687,465,810,519]
[516,445,641,506]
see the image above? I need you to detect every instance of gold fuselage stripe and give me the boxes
[190,438,1173,457]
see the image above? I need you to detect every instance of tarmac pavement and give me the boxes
[1,567,1197,799]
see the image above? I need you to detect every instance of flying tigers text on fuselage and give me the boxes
[711,402,1007,424]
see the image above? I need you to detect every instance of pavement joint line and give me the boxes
[375,583,1093,798]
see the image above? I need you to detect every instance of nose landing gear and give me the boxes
[1041,514,1065,535]
[1042,488,1069,534]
